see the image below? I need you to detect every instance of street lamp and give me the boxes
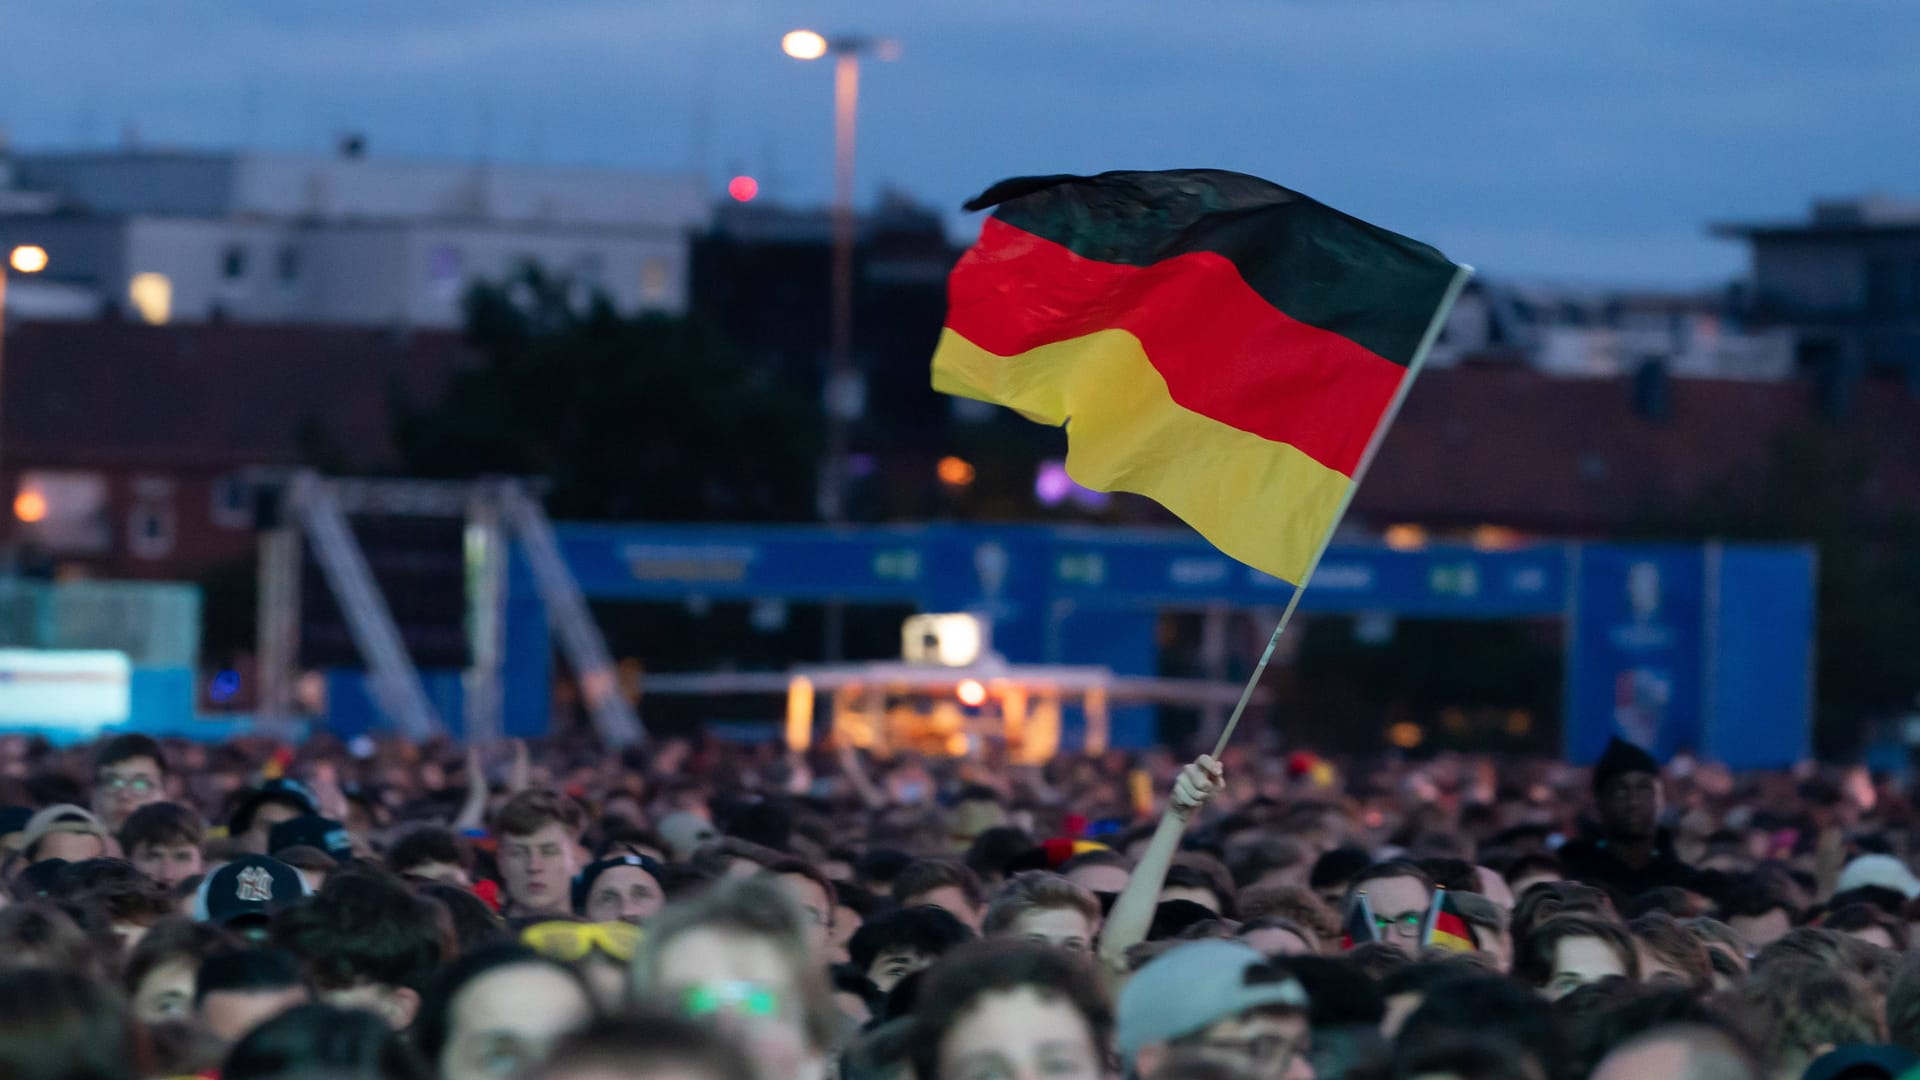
[0,245,48,552]
[782,29,897,529]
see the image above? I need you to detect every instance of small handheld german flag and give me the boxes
[1420,886,1478,953]
[1341,891,1379,950]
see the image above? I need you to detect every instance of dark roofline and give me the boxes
[1711,221,1920,240]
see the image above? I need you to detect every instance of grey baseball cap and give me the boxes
[1116,939,1310,1067]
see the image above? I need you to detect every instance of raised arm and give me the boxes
[1097,754,1225,972]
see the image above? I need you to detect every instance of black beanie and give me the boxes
[1592,736,1659,795]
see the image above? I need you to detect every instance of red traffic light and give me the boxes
[727,176,760,203]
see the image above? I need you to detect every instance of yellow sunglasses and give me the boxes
[521,920,643,963]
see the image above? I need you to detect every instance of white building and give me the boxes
[1427,276,1794,381]
[0,145,711,328]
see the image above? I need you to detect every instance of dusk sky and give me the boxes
[3,1,1917,285]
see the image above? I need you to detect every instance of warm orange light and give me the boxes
[1383,523,1427,551]
[956,678,988,707]
[13,488,47,523]
[8,245,48,274]
[937,456,976,487]
[1472,524,1523,550]
[782,29,828,60]
[1386,721,1424,749]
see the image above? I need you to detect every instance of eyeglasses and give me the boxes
[683,980,780,1019]
[1372,912,1423,936]
[99,775,158,795]
[520,920,642,963]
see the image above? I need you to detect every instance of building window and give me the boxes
[14,470,112,554]
[210,475,252,529]
[128,502,176,560]
[277,245,301,283]
[222,245,249,280]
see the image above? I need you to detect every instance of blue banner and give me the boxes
[1565,546,1706,764]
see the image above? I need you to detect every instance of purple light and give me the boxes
[1035,461,1074,506]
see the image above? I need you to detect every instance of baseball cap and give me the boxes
[573,852,666,914]
[20,804,111,861]
[1836,855,1920,900]
[1116,939,1310,1067]
[192,854,311,927]
[269,815,353,864]
[1800,1044,1917,1080]
[229,779,319,836]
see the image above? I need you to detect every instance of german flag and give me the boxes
[1341,890,1379,951]
[932,170,1468,584]
[1420,886,1478,953]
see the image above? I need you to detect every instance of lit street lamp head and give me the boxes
[8,245,48,274]
[781,29,828,60]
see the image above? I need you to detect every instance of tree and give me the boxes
[395,265,823,522]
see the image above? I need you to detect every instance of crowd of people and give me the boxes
[3,726,1920,1080]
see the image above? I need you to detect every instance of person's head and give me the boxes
[93,733,168,830]
[1449,889,1513,970]
[59,855,176,950]
[1515,914,1640,1000]
[20,804,112,864]
[1379,959,1489,1039]
[1509,880,1613,945]
[912,940,1116,1080]
[983,871,1102,956]
[849,905,979,993]
[387,825,473,886]
[228,780,319,856]
[1889,953,1920,1057]
[1589,1023,1761,1080]
[496,790,587,916]
[271,868,456,1028]
[632,877,841,1079]
[1591,737,1662,840]
[894,859,988,931]
[118,801,206,888]
[762,858,837,958]
[1826,902,1909,953]
[1391,1033,1547,1080]
[1060,849,1132,900]
[192,854,312,939]
[0,900,99,976]
[122,916,238,1024]
[1117,939,1311,1080]
[1226,836,1311,892]
[1162,855,1237,919]
[1396,974,1563,1080]
[1503,854,1564,899]
[1722,878,1798,955]
[1237,884,1341,950]
[575,853,667,927]
[1347,861,1434,956]
[0,965,141,1080]
[1237,916,1317,958]
[417,881,512,955]
[1629,911,1713,993]
[536,1010,758,1080]
[1737,965,1883,1079]
[1310,847,1373,910]
[221,1002,427,1080]
[194,948,314,1045]
[967,826,1041,887]
[414,944,597,1080]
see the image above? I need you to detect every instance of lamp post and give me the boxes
[782,30,896,526]
[0,245,47,548]
[784,30,895,661]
